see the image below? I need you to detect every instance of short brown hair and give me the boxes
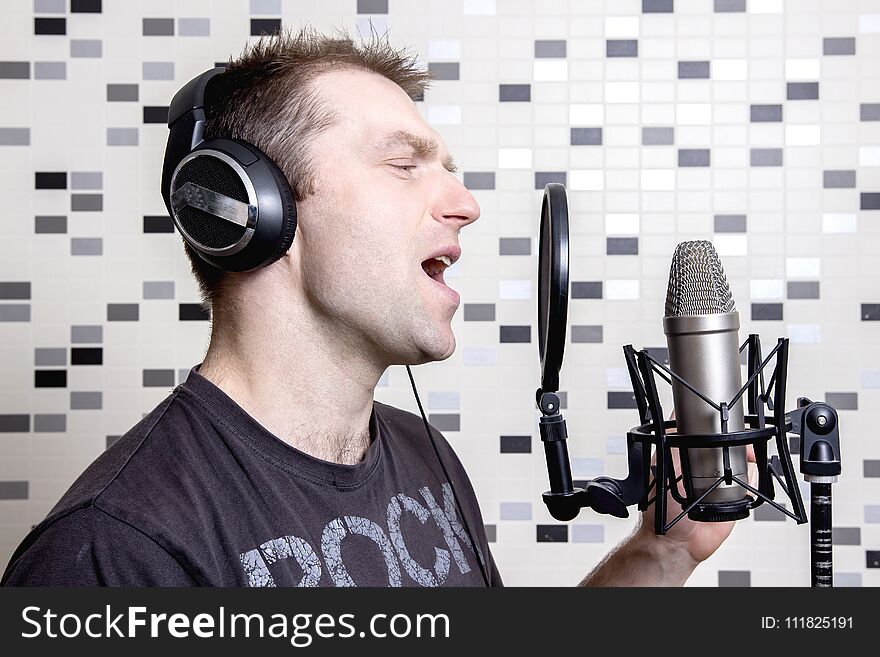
[186,26,431,315]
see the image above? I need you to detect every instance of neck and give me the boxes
[198,297,384,466]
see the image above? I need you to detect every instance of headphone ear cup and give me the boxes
[259,153,298,265]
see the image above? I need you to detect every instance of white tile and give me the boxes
[862,370,880,388]
[787,324,821,344]
[497,148,532,169]
[859,146,880,166]
[859,14,880,33]
[569,104,604,124]
[605,16,639,38]
[462,346,497,366]
[750,279,784,299]
[785,59,820,80]
[569,169,604,190]
[749,0,784,14]
[499,280,532,299]
[640,169,675,191]
[713,59,748,81]
[605,213,639,234]
[605,82,640,103]
[463,0,495,15]
[822,213,857,233]
[713,234,748,256]
[786,257,820,278]
[676,103,711,125]
[428,39,461,59]
[785,124,821,146]
[606,280,640,300]
[427,105,461,125]
[534,61,568,81]
[606,367,629,387]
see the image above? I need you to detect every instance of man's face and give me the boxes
[289,69,480,367]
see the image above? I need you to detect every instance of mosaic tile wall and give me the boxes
[1,0,878,587]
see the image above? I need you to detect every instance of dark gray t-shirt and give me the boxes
[2,366,502,587]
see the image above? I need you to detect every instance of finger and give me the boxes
[746,444,756,463]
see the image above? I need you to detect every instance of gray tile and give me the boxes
[463,303,495,321]
[572,281,602,298]
[718,570,750,587]
[643,0,673,12]
[750,104,783,122]
[714,214,746,233]
[499,84,530,102]
[678,61,710,78]
[71,237,102,255]
[107,303,138,321]
[500,325,530,343]
[751,148,783,166]
[499,238,530,256]
[862,103,880,121]
[823,170,855,188]
[825,392,857,410]
[143,18,174,36]
[608,391,637,409]
[71,325,102,343]
[463,172,495,190]
[143,61,174,80]
[863,195,880,211]
[106,435,121,449]
[752,303,783,321]
[357,0,388,12]
[645,346,669,365]
[70,39,101,57]
[107,128,138,146]
[428,62,459,80]
[607,237,638,255]
[823,37,855,56]
[0,482,28,500]
[177,18,211,36]
[500,435,531,453]
[250,0,282,12]
[71,391,102,410]
[572,325,603,343]
[34,61,66,79]
[428,391,459,410]
[642,127,674,145]
[787,82,819,100]
[679,149,710,166]
[0,62,30,79]
[571,128,602,145]
[484,524,496,542]
[34,0,66,11]
[500,502,532,520]
[0,305,30,321]
[71,172,102,190]
[34,347,66,366]
[107,83,138,102]
[714,0,746,11]
[832,527,861,545]
[0,128,30,146]
[34,414,65,432]
[143,369,175,387]
[535,40,566,58]
[754,502,787,521]
[607,40,638,57]
[535,171,566,188]
[835,573,862,587]
[0,282,30,299]
[71,193,103,211]
[429,413,460,432]
[35,215,66,233]
[571,524,604,543]
[866,505,880,523]
[0,415,29,432]
[787,281,819,299]
[143,281,175,299]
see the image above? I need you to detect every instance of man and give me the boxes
[3,28,739,587]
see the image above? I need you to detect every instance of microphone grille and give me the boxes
[665,240,736,317]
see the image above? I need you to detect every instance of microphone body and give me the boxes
[663,242,751,521]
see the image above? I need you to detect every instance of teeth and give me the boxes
[434,255,452,267]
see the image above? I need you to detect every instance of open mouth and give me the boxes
[421,255,451,286]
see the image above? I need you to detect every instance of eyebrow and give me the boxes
[376,129,458,173]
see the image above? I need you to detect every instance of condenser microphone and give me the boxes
[663,241,752,522]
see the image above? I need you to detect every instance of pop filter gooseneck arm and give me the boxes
[536,184,644,521]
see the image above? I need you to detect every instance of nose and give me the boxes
[435,174,480,228]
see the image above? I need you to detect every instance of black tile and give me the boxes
[499,84,530,102]
[34,17,65,35]
[536,525,568,542]
[644,346,669,366]
[143,106,168,124]
[144,215,174,233]
[861,193,880,210]
[752,303,783,321]
[572,281,602,299]
[0,282,30,300]
[571,127,602,145]
[0,415,30,432]
[535,171,566,189]
[35,172,67,189]
[607,40,638,57]
[71,347,102,365]
[250,18,281,36]
[72,0,102,12]
[608,391,637,409]
[35,369,67,388]
[500,325,531,343]
[607,237,638,255]
[750,104,783,122]
[787,82,819,100]
[500,435,531,453]
[867,551,880,569]
[862,304,880,320]
[0,62,30,79]
[179,303,210,321]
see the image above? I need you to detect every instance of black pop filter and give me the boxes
[537,183,570,394]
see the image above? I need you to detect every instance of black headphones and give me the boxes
[160,67,298,272]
